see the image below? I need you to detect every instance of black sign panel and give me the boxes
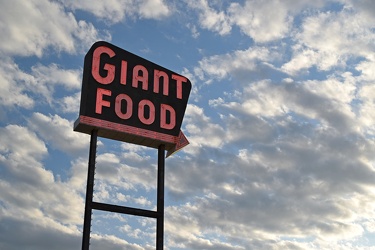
[79,41,191,137]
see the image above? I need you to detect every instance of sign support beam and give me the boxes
[81,130,166,249]
[82,129,98,250]
[157,144,165,250]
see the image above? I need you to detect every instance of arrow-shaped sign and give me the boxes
[166,130,189,157]
[74,115,189,158]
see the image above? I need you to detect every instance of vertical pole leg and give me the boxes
[156,144,165,250]
[82,130,98,250]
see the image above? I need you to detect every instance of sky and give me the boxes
[1,0,375,249]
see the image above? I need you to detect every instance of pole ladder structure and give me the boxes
[81,130,166,250]
[82,129,98,250]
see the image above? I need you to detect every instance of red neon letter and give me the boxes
[120,60,127,85]
[138,100,155,125]
[92,46,116,84]
[160,104,176,130]
[154,70,169,96]
[171,74,187,99]
[96,88,112,114]
[132,65,148,90]
[115,94,133,119]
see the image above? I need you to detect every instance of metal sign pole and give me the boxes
[82,129,98,250]
[157,144,165,250]
[81,134,165,249]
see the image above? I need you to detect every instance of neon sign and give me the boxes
[74,41,191,156]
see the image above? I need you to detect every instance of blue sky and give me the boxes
[1,0,375,249]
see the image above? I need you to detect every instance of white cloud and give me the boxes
[31,64,81,90]
[282,8,375,74]
[194,46,272,82]
[186,0,326,43]
[0,123,145,249]
[349,0,375,22]
[0,0,104,57]
[61,0,170,23]
[0,125,47,163]
[58,92,81,113]
[0,218,81,250]
[91,150,158,208]
[27,112,89,156]
[281,46,320,75]
[90,233,147,250]
[185,0,231,36]
[138,0,170,19]
[357,83,375,135]
[356,54,375,82]
[165,130,375,248]
[213,80,286,117]
[0,59,35,108]
[68,157,90,192]
[61,0,131,23]
[186,23,200,38]
[228,0,292,43]
[183,104,226,152]
[212,78,359,134]
[167,47,375,248]
[30,63,81,103]
[0,124,81,243]
[0,59,82,109]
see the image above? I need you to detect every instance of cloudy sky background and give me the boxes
[1,0,375,249]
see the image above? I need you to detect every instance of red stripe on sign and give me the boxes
[79,115,177,144]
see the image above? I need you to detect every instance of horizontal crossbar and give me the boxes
[91,201,159,219]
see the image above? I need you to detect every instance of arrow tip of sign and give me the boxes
[166,131,189,158]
